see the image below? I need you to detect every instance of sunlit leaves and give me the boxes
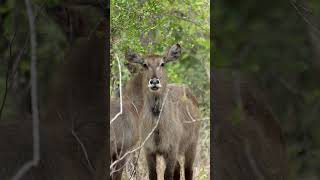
[110,0,210,99]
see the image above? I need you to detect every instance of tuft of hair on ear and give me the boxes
[125,48,144,64]
[165,44,182,63]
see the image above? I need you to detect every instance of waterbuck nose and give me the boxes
[149,78,160,85]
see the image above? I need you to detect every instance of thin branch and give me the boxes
[296,2,313,14]
[184,117,210,124]
[164,12,207,31]
[110,54,123,124]
[11,0,47,83]
[0,31,16,120]
[71,124,95,173]
[11,162,35,180]
[27,0,40,164]
[10,37,29,86]
[131,101,139,117]
[0,0,47,122]
[184,105,209,123]
[57,112,95,174]
[110,156,131,175]
[290,0,320,36]
[110,89,170,174]
[11,0,40,179]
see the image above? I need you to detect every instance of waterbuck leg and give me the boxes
[173,160,181,180]
[146,152,157,180]
[164,152,178,180]
[184,144,197,180]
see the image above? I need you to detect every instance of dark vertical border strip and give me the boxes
[105,0,110,177]
[210,0,215,179]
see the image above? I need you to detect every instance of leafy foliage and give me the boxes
[110,0,210,113]
[0,0,68,120]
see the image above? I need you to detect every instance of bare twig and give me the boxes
[12,0,40,179]
[110,54,123,124]
[184,105,209,123]
[110,89,170,175]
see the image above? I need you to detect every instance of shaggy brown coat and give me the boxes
[108,98,140,180]
[126,44,200,180]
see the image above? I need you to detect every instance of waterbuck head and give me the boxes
[125,44,181,95]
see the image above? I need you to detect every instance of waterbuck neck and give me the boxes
[146,92,163,116]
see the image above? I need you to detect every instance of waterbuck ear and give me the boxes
[124,62,141,74]
[125,49,144,64]
[165,44,181,63]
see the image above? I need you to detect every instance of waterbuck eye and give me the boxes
[143,63,148,69]
[160,63,165,67]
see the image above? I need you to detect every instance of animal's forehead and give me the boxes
[144,55,164,65]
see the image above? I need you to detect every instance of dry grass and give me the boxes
[120,119,210,180]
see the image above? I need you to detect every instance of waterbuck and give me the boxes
[108,98,140,180]
[126,44,200,180]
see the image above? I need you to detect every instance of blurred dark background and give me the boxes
[0,0,105,120]
[214,0,320,179]
[0,0,107,179]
